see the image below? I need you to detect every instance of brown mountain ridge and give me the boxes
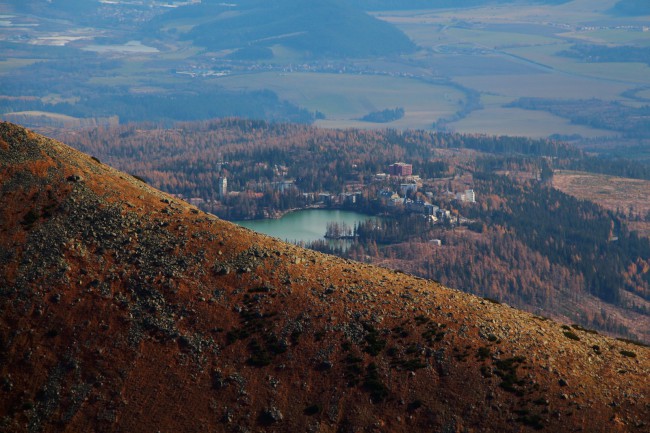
[0,121,648,432]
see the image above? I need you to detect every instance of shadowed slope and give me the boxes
[0,122,648,432]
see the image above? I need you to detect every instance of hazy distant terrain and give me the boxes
[611,0,650,16]
[0,0,649,154]
[350,0,571,9]
[155,0,416,58]
[4,0,99,15]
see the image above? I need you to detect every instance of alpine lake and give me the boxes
[234,209,381,246]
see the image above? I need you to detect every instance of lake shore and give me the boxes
[233,208,382,244]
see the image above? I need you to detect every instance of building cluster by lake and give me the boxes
[178,161,477,227]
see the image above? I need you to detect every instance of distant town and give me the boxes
[176,161,477,229]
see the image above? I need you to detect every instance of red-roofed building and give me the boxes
[388,162,412,177]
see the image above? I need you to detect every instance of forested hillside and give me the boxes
[610,0,650,16]
[153,0,416,58]
[60,119,581,205]
[59,119,650,342]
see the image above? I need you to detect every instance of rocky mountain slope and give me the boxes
[0,121,648,432]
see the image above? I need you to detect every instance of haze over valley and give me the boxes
[1,0,649,156]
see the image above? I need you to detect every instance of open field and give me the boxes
[456,71,631,100]
[437,59,630,136]
[559,29,650,46]
[442,27,560,49]
[553,170,650,236]
[395,22,560,49]
[505,45,650,84]
[423,52,545,77]
[377,1,618,29]
[2,110,118,129]
[396,0,624,26]
[88,61,181,87]
[215,72,465,129]
[376,0,649,138]
[452,105,616,138]
[0,58,40,73]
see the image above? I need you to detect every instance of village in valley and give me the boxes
[177,160,477,239]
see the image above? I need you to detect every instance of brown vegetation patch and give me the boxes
[28,158,56,177]
[628,221,650,239]
[553,170,650,224]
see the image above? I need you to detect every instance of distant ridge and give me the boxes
[0,121,648,432]
[609,0,650,16]
[350,0,571,10]
[152,0,416,58]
